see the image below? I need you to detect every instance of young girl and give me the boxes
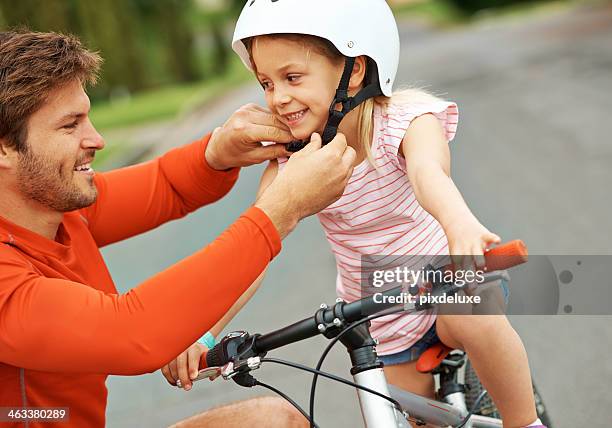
[168,1,545,427]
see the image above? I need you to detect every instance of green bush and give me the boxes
[447,0,537,13]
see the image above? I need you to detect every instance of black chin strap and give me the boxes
[287,57,383,152]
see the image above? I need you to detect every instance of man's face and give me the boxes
[17,80,105,212]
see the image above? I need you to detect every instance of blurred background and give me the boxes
[2,0,610,427]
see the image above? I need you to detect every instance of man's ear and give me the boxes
[348,56,368,91]
[0,138,17,169]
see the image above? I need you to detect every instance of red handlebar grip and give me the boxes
[484,240,528,271]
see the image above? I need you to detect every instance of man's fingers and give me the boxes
[253,107,291,131]
[344,165,355,184]
[242,108,290,133]
[341,146,357,170]
[161,365,176,386]
[187,347,202,380]
[243,103,272,114]
[247,123,294,144]
[338,145,356,183]
[299,133,322,155]
[251,144,291,163]
[168,360,178,384]
[177,352,191,390]
[323,132,348,154]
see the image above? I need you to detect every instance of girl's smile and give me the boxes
[249,35,369,165]
[251,37,343,141]
[282,108,309,127]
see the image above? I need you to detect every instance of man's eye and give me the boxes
[64,122,78,129]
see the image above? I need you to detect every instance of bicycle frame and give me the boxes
[309,306,504,428]
[390,385,503,428]
[205,285,505,428]
[200,241,528,427]
[352,369,503,428]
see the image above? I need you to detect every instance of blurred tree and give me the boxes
[210,19,229,75]
[230,0,247,17]
[196,4,232,76]
[446,0,539,14]
[147,0,201,83]
[75,0,148,95]
[0,0,204,98]
[0,0,76,32]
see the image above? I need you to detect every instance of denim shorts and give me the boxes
[379,322,441,366]
[379,279,510,366]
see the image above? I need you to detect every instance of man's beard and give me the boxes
[16,148,98,212]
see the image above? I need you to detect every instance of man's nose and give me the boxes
[82,118,105,150]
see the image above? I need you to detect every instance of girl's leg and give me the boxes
[384,360,435,398]
[384,362,435,428]
[436,314,537,428]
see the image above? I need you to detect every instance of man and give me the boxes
[0,30,355,427]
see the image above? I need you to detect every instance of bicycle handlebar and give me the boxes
[202,240,528,369]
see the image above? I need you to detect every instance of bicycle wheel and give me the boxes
[464,360,554,427]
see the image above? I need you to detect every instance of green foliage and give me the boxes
[445,0,555,14]
[89,57,250,132]
[392,0,574,23]
[392,0,465,25]
[0,0,214,99]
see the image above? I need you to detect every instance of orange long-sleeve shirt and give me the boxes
[0,135,281,427]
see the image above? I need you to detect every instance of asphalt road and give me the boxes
[103,3,612,427]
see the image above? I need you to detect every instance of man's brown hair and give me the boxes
[0,30,102,153]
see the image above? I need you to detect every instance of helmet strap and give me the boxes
[287,57,384,152]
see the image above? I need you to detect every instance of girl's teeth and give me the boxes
[287,110,305,121]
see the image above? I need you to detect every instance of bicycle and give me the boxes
[182,240,553,428]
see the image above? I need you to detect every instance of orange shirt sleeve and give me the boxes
[0,207,281,375]
[82,134,239,247]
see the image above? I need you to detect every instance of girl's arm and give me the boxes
[401,114,500,266]
[162,160,280,389]
[208,160,279,336]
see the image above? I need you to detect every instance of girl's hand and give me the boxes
[161,342,207,391]
[445,218,501,272]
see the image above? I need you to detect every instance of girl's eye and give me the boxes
[260,81,272,91]
[287,75,301,83]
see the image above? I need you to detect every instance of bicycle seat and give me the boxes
[416,342,453,373]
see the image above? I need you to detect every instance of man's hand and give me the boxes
[161,342,207,391]
[255,132,356,239]
[205,104,294,170]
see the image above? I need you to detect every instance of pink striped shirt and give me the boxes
[279,100,458,355]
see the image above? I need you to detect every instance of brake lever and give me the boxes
[175,366,221,388]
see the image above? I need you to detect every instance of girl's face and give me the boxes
[251,37,343,141]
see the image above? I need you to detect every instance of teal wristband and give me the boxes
[197,332,216,349]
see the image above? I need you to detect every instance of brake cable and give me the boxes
[308,307,405,427]
[261,357,403,410]
[254,380,319,428]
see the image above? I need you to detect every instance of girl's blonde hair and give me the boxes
[244,34,444,167]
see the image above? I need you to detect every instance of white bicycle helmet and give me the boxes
[232,0,400,150]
